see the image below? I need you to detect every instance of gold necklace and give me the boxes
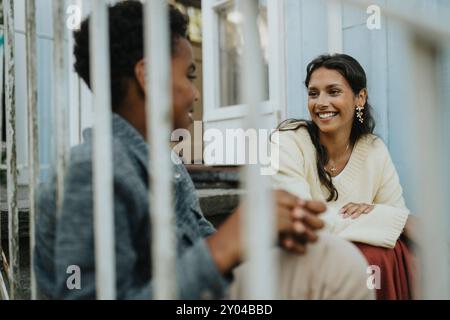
[326,144,350,176]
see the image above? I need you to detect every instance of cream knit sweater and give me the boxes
[271,123,409,249]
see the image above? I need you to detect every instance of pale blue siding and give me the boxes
[12,0,73,181]
[285,0,450,220]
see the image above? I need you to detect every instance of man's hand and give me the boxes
[274,190,326,254]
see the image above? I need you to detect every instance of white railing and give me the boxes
[3,0,19,301]
[89,0,116,300]
[239,0,276,299]
[53,0,69,215]
[411,38,449,299]
[144,0,178,300]
[25,0,39,301]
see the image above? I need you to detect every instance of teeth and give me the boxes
[318,112,337,119]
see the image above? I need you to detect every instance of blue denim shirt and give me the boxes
[34,114,231,299]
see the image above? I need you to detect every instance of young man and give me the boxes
[34,1,373,300]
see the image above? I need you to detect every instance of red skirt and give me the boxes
[353,238,416,300]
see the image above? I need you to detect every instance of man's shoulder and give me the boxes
[69,135,133,164]
[66,136,141,184]
[69,142,93,165]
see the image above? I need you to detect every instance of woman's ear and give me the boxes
[357,88,368,107]
[134,59,147,95]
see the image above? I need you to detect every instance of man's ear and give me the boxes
[134,59,147,94]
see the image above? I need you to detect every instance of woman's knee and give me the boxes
[228,235,375,299]
[313,234,374,299]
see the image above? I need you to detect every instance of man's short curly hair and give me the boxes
[73,0,189,109]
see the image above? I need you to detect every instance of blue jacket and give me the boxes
[34,114,231,299]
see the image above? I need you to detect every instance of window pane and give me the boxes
[217,0,269,107]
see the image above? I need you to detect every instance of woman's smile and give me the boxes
[316,111,339,121]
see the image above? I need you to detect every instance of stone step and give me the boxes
[0,185,241,300]
[0,166,242,239]
[0,187,241,241]
[186,165,241,190]
[1,185,30,241]
[197,188,242,227]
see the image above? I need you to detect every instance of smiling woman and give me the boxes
[278,54,376,202]
[271,53,415,300]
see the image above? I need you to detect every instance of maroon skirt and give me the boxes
[353,238,416,300]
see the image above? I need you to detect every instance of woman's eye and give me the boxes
[308,91,318,97]
[330,90,340,95]
[188,74,197,81]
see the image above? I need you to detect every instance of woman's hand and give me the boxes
[340,202,374,219]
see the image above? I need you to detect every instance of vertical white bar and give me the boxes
[68,0,83,146]
[0,29,3,157]
[239,0,276,299]
[89,0,116,300]
[3,0,20,300]
[79,0,92,134]
[327,0,343,54]
[0,25,7,301]
[0,25,9,300]
[267,0,287,124]
[0,26,4,244]
[25,0,39,301]
[144,0,178,299]
[53,0,69,213]
[412,38,449,299]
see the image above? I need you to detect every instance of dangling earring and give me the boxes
[356,106,364,124]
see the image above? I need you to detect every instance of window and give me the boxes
[217,0,269,107]
[202,0,286,124]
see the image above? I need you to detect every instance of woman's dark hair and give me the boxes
[73,1,189,110]
[277,53,376,202]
